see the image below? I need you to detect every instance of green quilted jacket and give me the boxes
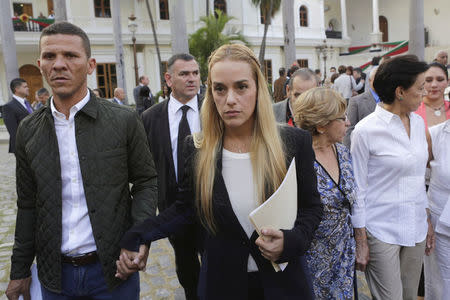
[10,92,158,292]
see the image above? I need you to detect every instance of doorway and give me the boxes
[19,65,44,105]
[379,16,388,42]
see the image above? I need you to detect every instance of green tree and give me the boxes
[251,0,282,73]
[189,9,248,82]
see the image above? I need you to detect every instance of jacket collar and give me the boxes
[43,89,99,120]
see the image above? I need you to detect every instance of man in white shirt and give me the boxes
[333,66,364,101]
[137,53,202,300]
[3,78,32,153]
[6,21,157,300]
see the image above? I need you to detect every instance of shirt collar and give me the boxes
[169,94,198,115]
[114,97,123,105]
[13,95,27,105]
[51,89,91,120]
[375,104,411,124]
[370,88,381,103]
[443,119,450,133]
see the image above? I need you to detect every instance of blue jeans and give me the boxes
[41,261,139,300]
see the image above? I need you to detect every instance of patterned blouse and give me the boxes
[305,143,356,300]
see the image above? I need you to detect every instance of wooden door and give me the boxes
[23,4,33,16]
[47,0,54,15]
[19,65,44,105]
[379,16,388,42]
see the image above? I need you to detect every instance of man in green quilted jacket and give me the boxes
[6,22,157,300]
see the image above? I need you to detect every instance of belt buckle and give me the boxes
[71,256,79,266]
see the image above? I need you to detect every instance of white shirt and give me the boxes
[222,149,258,272]
[168,94,201,181]
[351,105,429,246]
[13,95,29,111]
[333,74,363,99]
[429,120,450,223]
[51,91,97,255]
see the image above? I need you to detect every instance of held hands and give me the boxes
[5,277,31,300]
[115,244,149,280]
[255,228,284,262]
[425,218,435,256]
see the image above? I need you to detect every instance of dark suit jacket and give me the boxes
[344,90,377,148]
[141,96,202,212]
[121,125,323,299]
[3,98,30,153]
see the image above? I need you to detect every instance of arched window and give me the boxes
[214,0,227,16]
[299,5,308,27]
[159,0,169,20]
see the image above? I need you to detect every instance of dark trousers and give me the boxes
[169,224,201,300]
[248,272,264,300]
[41,261,139,300]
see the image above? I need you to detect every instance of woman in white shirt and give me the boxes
[425,119,450,299]
[351,55,435,300]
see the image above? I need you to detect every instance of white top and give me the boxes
[51,91,97,255]
[12,95,29,111]
[429,120,450,219]
[222,149,258,272]
[333,74,363,99]
[168,94,201,181]
[351,105,429,246]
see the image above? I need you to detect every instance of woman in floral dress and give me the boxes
[294,87,356,299]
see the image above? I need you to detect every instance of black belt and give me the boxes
[61,251,98,266]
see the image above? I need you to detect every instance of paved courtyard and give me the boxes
[0,143,371,300]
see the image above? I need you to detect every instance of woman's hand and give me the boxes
[425,218,436,256]
[255,228,284,262]
[354,228,370,272]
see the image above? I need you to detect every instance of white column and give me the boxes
[369,0,382,49]
[340,0,348,39]
[54,0,68,22]
[409,0,424,60]
[170,0,189,54]
[111,0,128,103]
[0,0,19,98]
[282,0,296,69]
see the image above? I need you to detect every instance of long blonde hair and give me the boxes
[194,44,287,233]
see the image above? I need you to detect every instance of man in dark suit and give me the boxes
[133,75,151,115]
[141,53,201,300]
[273,68,318,126]
[3,78,32,153]
[344,66,380,148]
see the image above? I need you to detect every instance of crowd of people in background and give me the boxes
[2,20,450,300]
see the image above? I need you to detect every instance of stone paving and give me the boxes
[0,143,371,300]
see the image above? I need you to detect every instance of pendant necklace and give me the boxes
[426,102,445,117]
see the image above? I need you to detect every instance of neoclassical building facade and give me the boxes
[0,0,448,104]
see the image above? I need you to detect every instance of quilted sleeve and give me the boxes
[10,123,36,280]
[126,111,158,225]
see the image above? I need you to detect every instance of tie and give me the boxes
[177,105,191,183]
[24,100,33,113]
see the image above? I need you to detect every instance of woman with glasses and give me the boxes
[351,55,435,300]
[293,87,356,299]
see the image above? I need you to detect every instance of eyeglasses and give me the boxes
[334,115,348,122]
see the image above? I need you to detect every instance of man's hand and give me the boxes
[115,245,149,280]
[255,228,284,262]
[5,277,32,300]
[425,218,435,256]
[354,228,370,272]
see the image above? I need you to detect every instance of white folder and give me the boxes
[249,158,297,272]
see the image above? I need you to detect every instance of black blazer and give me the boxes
[3,98,30,153]
[141,96,202,211]
[121,125,322,299]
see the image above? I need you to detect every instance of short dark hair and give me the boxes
[288,68,318,90]
[371,56,381,66]
[374,54,428,104]
[93,88,104,98]
[353,67,362,75]
[428,61,448,79]
[279,67,286,76]
[167,53,196,73]
[346,66,354,73]
[139,85,150,97]
[37,87,49,96]
[139,76,147,83]
[314,69,321,74]
[337,65,346,74]
[40,21,91,57]
[10,78,26,93]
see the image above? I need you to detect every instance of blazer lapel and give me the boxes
[213,146,254,241]
[13,98,30,115]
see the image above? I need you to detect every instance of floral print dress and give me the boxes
[305,143,356,300]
